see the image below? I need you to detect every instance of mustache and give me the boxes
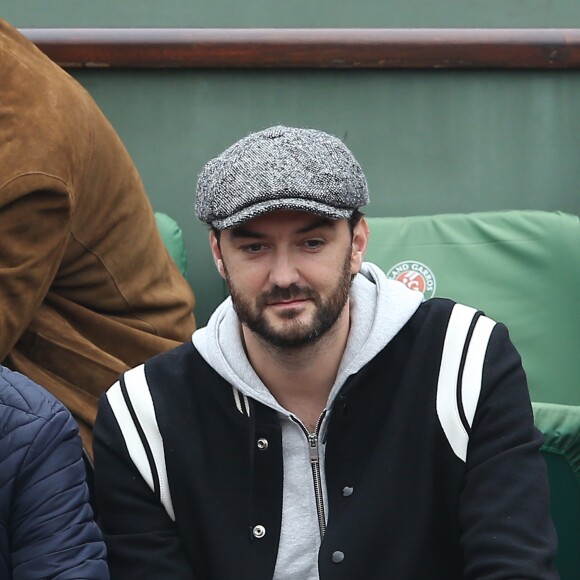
[259,284,318,305]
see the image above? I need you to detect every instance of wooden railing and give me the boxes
[21,28,580,69]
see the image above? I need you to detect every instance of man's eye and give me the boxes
[244,243,265,253]
[304,239,324,249]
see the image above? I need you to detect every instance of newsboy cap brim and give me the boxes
[210,198,355,230]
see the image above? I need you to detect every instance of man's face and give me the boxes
[211,210,368,348]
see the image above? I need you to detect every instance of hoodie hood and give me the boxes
[192,262,423,413]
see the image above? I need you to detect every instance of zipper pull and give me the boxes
[309,433,319,462]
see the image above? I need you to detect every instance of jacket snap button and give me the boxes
[342,486,354,497]
[252,525,266,538]
[332,551,345,563]
[257,438,269,450]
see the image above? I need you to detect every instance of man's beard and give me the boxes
[226,252,353,349]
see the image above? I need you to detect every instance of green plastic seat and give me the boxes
[532,402,580,580]
[154,211,188,276]
[365,210,579,405]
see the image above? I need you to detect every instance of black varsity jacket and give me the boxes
[93,298,558,579]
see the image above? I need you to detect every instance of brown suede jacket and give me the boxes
[0,19,196,453]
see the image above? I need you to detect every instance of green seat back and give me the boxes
[365,210,580,405]
[154,211,188,276]
[532,402,580,580]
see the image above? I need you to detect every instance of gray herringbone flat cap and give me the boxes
[195,125,369,229]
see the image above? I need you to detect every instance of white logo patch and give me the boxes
[386,260,436,299]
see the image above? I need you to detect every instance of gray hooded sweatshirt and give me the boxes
[193,262,423,579]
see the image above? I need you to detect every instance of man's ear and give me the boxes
[209,230,226,279]
[350,217,370,275]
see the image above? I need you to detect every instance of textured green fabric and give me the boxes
[533,402,580,485]
[154,212,187,276]
[365,210,580,405]
[532,402,580,580]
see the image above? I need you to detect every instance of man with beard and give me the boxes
[94,126,558,579]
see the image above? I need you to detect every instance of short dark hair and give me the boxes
[348,210,364,235]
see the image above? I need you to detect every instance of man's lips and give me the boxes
[267,298,309,308]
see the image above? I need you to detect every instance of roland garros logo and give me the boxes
[386,260,436,299]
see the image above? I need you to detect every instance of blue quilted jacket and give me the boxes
[0,365,109,579]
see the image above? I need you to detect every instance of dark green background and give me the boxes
[5,0,580,27]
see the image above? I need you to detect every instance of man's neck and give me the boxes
[242,308,350,432]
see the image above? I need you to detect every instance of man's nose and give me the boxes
[268,251,300,288]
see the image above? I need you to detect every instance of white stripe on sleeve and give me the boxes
[436,304,477,462]
[124,364,175,521]
[461,315,496,428]
[106,380,154,491]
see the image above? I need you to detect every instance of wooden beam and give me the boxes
[20,28,580,69]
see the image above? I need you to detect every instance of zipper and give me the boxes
[292,410,328,539]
